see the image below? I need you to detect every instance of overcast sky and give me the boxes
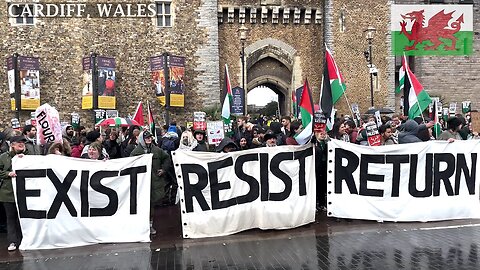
[247,86,278,106]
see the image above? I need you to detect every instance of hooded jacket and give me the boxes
[398,120,422,144]
[130,131,171,204]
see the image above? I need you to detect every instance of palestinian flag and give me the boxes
[401,54,432,119]
[132,101,144,126]
[147,101,157,143]
[221,64,233,127]
[391,5,473,56]
[320,47,346,130]
[433,100,442,139]
[291,90,297,118]
[395,62,405,94]
[294,79,314,145]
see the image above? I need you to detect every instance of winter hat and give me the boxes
[86,130,101,142]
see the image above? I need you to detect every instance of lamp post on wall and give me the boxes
[364,26,376,108]
[239,23,248,114]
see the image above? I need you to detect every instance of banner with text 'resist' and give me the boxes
[328,139,480,222]
[12,154,152,250]
[19,56,41,110]
[391,5,473,56]
[173,144,316,238]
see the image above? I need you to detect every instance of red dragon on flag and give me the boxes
[399,9,464,51]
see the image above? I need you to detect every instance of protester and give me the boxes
[104,131,122,159]
[281,116,291,136]
[122,125,141,157]
[178,130,197,151]
[192,130,209,151]
[438,117,463,142]
[233,116,252,146]
[285,120,302,145]
[81,130,109,159]
[343,119,358,143]
[251,127,265,148]
[331,121,350,142]
[216,138,239,153]
[71,136,85,158]
[398,120,422,144]
[130,131,172,235]
[313,128,329,211]
[47,139,72,156]
[62,124,75,145]
[83,141,106,160]
[22,125,42,155]
[0,136,28,251]
[379,124,396,145]
[238,137,249,150]
[263,130,277,147]
[269,122,286,145]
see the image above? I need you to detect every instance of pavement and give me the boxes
[0,204,479,269]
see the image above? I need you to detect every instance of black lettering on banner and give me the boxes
[80,170,89,217]
[47,169,77,219]
[259,153,269,201]
[182,164,210,213]
[89,171,118,217]
[334,148,359,194]
[15,169,47,219]
[293,147,313,196]
[359,154,385,197]
[433,153,455,196]
[209,157,236,210]
[409,154,432,197]
[234,154,259,204]
[120,166,147,214]
[269,152,293,201]
[386,155,410,197]
[455,153,477,195]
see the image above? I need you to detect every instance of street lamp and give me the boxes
[239,24,248,91]
[239,23,249,115]
[364,26,376,108]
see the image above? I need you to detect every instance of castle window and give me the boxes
[8,4,36,26]
[156,1,172,27]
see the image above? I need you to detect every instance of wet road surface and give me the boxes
[0,205,479,269]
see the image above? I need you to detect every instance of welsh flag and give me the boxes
[147,101,157,142]
[401,54,432,119]
[391,5,473,56]
[221,64,233,126]
[320,47,346,130]
[433,100,442,139]
[294,79,314,145]
[132,101,144,126]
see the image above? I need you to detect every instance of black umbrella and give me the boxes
[364,108,395,114]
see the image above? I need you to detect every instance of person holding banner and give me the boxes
[379,124,397,145]
[130,131,171,235]
[438,116,463,142]
[0,136,29,251]
[192,130,209,152]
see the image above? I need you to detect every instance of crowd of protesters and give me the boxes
[0,111,475,251]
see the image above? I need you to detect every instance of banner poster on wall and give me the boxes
[81,57,93,109]
[18,56,41,110]
[231,87,245,116]
[167,55,185,107]
[97,56,116,109]
[7,57,16,111]
[150,55,166,106]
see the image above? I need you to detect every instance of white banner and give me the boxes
[328,140,480,222]
[12,154,152,250]
[173,144,316,238]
